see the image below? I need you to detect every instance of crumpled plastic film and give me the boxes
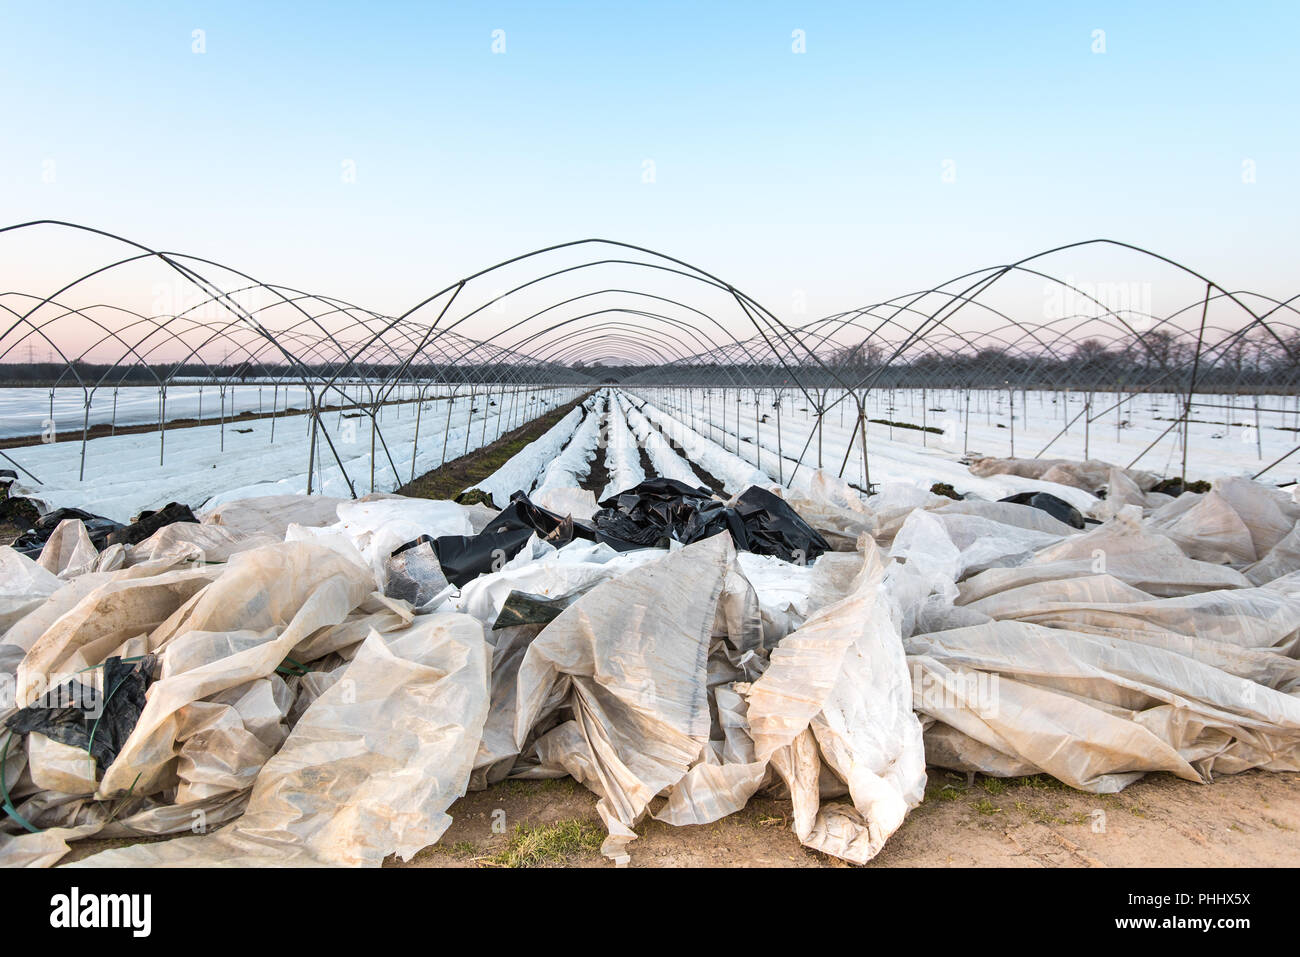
[513,533,732,864]
[70,613,490,866]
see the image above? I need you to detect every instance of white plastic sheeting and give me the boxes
[635,398,769,494]
[599,394,646,501]
[467,405,584,507]
[619,395,705,488]
[5,447,1300,869]
[72,614,490,866]
[534,398,603,495]
[901,474,1300,792]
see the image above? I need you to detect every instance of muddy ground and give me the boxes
[398,769,1300,868]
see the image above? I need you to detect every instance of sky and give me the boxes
[0,0,1296,348]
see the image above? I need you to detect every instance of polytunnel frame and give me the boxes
[2,223,1299,508]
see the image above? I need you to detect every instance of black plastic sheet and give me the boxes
[432,493,590,587]
[997,491,1085,529]
[106,501,200,547]
[4,656,155,771]
[593,478,830,563]
[10,507,124,556]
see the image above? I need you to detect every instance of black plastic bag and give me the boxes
[106,501,199,547]
[997,491,1085,529]
[4,656,155,771]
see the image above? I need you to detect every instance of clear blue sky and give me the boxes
[1,0,1295,324]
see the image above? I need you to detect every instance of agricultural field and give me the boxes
[2,225,1298,873]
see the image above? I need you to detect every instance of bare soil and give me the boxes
[396,769,1300,868]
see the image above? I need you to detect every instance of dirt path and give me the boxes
[395,769,1300,868]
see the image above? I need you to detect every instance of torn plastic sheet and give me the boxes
[69,613,490,866]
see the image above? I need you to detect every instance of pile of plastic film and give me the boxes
[0,467,928,868]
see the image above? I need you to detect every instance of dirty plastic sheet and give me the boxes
[963,576,1300,656]
[126,522,277,567]
[492,588,589,630]
[36,520,99,579]
[511,533,733,863]
[95,542,375,799]
[332,497,473,581]
[970,456,1158,493]
[11,507,123,557]
[382,540,451,609]
[106,501,199,548]
[957,507,1250,603]
[770,471,875,551]
[997,491,1085,529]
[199,494,348,540]
[17,564,221,704]
[907,617,1300,790]
[532,486,599,522]
[70,613,490,866]
[0,546,62,633]
[655,540,927,864]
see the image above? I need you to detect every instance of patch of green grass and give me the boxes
[971,798,1002,815]
[981,777,1008,796]
[1007,774,1070,791]
[496,777,580,797]
[484,819,605,867]
[869,417,943,435]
